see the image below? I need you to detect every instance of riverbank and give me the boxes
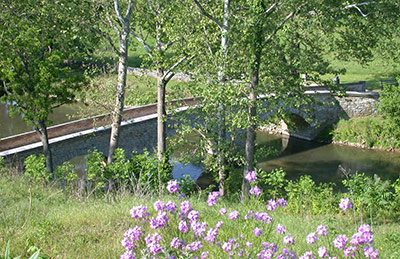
[261,117,400,153]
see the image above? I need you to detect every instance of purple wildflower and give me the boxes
[215,221,224,229]
[276,224,286,234]
[178,220,189,234]
[343,246,358,257]
[363,245,379,259]
[245,171,257,182]
[153,200,165,211]
[283,235,295,245]
[244,210,254,220]
[170,237,182,249]
[228,210,239,220]
[188,210,199,222]
[277,198,287,207]
[129,205,148,219]
[120,250,136,259]
[166,180,179,193]
[201,251,209,259]
[144,233,163,255]
[299,251,314,259]
[266,199,278,211]
[316,225,328,236]
[180,200,192,214]
[222,241,232,252]
[207,191,220,206]
[306,232,319,244]
[204,228,218,243]
[191,221,208,237]
[219,208,227,215]
[249,186,262,196]
[246,241,253,248]
[253,227,263,237]
[186,241,203,251]
[254,212,272,223]
[333,234,348,249]
[257,249,274,259]
[317,246,328,258]
[165,201,177,214]
[339,197,352,212]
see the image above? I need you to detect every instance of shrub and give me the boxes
[24,155,49,183]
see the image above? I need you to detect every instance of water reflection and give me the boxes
[256,132,400,189]
[0,102,82,138]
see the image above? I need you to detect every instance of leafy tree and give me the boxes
[0,0,98,174]
[131,0,191,185]
[96,0,135,164]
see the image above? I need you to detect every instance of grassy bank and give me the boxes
[322,117,400,150]
[1,171,400,258]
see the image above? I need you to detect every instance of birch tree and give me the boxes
[131,0,191,181]
[102,0,134,164]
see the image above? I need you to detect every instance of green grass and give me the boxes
[1,171,400,258]
[330,117,400,150]
[322,51,399,90]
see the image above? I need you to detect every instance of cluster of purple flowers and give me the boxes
[266,198,287,211]
[245,171,257,182]
[121,180,381,259]
[206,191,220,206]
[249,185,262,197]
[339,197,352,212]
[166,180,179,194]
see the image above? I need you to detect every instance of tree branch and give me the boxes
[114,0,125,25]
[125,0,134,20]
[193,0,223,29]
[341,2,376,17]
[162,55,193,82]
[264,3,308,44]
[130,31,153,57]
[161,40,176,51]
[105,6,120,35]
[92,27,119,54]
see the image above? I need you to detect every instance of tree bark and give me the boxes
[242,62,259,200]
[108,28,130,164]
[36,120,53,176]
[216,0,230,197]
[107,0,133,164]
[242,3,263,200]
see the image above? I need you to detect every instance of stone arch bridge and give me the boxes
[0,90,379,168]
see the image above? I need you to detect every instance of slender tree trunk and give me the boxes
[107,25,130,164]
[157,72,166,161]
[242,3,263,200]
[157,69,167,193]
[216,0,230,197]
[36,120,53,176]
[242,62,259,200]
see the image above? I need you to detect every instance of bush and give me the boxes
[86,148,172,194]
[24,155,49,183]
[379,83,400,126]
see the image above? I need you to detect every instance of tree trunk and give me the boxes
[36,120,53,176]
[216,0,230,197]
[107,25,130,164]
[242,66,259,200]
[242,5,263,200]
[157,70,167,193]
